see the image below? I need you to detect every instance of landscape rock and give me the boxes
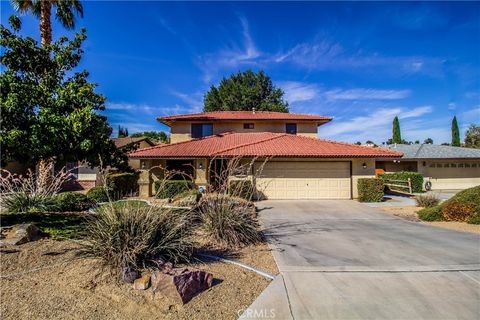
[0,224,41,246]
[122,268,139,284]
[152,268,213,304]
[133,274,151,290]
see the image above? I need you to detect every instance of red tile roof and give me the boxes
[129,132,402,158]
[158,111,332,125]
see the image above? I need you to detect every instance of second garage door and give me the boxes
[255,161,351,199]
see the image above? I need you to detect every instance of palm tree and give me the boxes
[11,0,83,46]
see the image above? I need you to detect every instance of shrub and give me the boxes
[229,179,254,201]
[441,186,480,223]
[442,203,477,222]
[171,189,202,207]
[197,193,260,248]
[55,192,93,212]
[414,194,440,208]
[357,178,384,202]
[380,172,424,193]
[86,186,113,203]
[106,172,139,197]
[417,206,444,221]
[155,180,194,199]
[1,192,58,214]
[80,201,192,279]
[467,212,480,225]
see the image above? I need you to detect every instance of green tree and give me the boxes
[118,125,129,138]
[131,131,170,144]
[451,116,461,147]
[0,17,121,169]
[424,138,433,144]
[203,70,289,112]
[464,124,480,148]
[11,0,83,46]
[391,116,402,144]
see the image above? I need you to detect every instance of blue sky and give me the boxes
[1,1,479,144]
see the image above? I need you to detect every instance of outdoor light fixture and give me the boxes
[198,163,203,170]
[141,162,145,169]
[362,163,367,169]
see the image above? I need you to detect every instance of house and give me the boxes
[129,111,401,199]
[377,144,480,190]
[70,136,156,190]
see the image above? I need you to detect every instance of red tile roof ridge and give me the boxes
[129,132,237,155]
[312,136,403,156]
[212,132,287,156]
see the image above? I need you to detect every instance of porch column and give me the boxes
[194,159,209,189]
[138,169,152,197]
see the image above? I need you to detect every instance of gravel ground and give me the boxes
[379,206,480,234]
[0,239,278,320]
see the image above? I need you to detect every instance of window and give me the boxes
[465,163,471,168]
[436,163,442,168]
[472,163,478,168]
[458,163,464,168]
[451,163,457,168]
[243,123,255,129]
[286,123,297,135]
[444,163,450,168]
[191,123,213,138]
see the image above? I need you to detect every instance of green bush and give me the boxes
[417,206,444,221]
[441,186,480,224]
[106,172,139,197]
[467,212,480,225]
[357,178,384,202]
[197,193,260,248]
[414,194,440,208]
[55,192,93,212]
[1,192,58,214]
[171,189,202,207]
[380,172,424,193]
[229,179,254,201]
[86,186,113,203]
[80,201,192,279]
[155,180,194,199]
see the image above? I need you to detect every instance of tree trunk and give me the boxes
[40,0,52,46]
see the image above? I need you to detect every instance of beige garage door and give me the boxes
[255,161,351,199]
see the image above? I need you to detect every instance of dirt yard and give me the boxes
[379,206,480,234]
[0,239,278,320]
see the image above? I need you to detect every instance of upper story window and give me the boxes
[286,123,297,135]
[191,123,213,139]
[243,123,255,129]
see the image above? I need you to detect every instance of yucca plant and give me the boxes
[79,201,193,279]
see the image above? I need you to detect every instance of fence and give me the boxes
[383,178,413,195]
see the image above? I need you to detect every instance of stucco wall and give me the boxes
[170,121,318,143]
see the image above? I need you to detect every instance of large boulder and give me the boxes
[152,268,213,304]
[0,224,41,246]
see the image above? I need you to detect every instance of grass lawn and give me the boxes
[1,212,86,239]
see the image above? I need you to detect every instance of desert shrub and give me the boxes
[357,178,384,202]
[1,192,58,214]
[106,172,139,197]
[414,194,440,208]
[380,172,424,193]
[441,186,480,223]
[467,212,480,225]
[228,179,254,201]
[80,201,192,279]
[197,193,260,248]
[86,186,113,203]
[417,206,444,221]
[95,200,150,213]
[55,192,93,212]
[442,202,477,222]
[171,189,202,207]
[155,180,194,199]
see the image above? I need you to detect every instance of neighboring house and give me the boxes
[377,144,480,190]
[71,136,156,190]
[129,111,401,199]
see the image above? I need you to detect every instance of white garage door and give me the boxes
[255,161,351,199]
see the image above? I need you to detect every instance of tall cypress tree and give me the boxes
[392,116,402,144]
[451,116,460,147]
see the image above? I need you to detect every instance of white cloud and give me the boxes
[318,106,434,143]
[324,88,411,101]
[170,91,203,113]
[448,102,457,110]
[280,81,319,103]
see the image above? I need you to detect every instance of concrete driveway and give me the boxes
[242,200,480,320]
